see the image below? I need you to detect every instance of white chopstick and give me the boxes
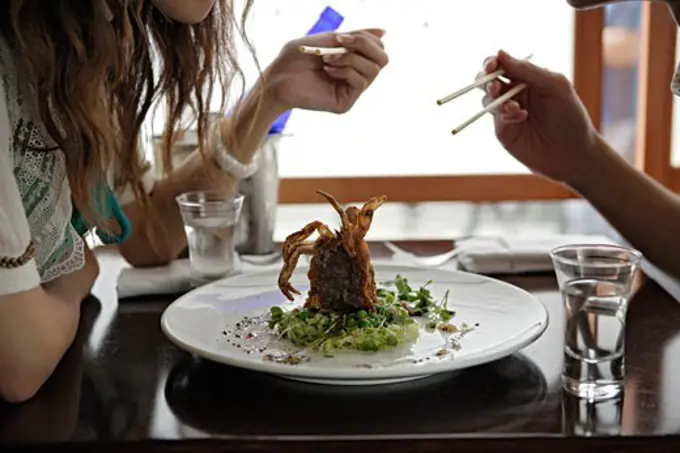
[450,83,526,135]
[437,70,506,106]
[436,53,533,106]
[299,45,348,56]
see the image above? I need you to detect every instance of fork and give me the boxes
[384,242,461,268]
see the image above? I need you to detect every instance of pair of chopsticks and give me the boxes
[301,47,532,136]
[437,54,533,135]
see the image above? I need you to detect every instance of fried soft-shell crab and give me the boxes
[277,191,387,313]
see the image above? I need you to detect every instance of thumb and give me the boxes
[497,50,558,89]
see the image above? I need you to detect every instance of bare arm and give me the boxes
[570,136,680,277]
[118,82,285,267]
[0,247,99,403]
[0,72,100,403]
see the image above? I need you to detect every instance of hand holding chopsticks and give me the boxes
[438,54,533,135]
[283,29,387,114]
[440,49,601,186]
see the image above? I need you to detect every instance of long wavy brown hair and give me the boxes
[0,0,254,232]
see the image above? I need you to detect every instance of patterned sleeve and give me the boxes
[0,75,41,295]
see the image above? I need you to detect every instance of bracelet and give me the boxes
[210,120,259,180]
[0,242,36,269]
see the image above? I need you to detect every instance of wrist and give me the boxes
[261,56,295,113]
[215,77,286,165]
[238,71,289,137]
[258,67,290,120]
[567,134,622,195]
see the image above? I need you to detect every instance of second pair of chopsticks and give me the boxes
[299,45,348,56]
[438,54,532,135]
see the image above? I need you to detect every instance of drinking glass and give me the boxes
[562,393,624,436]
[176,191,245,287]
[550,244,642,401]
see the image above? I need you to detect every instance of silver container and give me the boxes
[235,134,280,255]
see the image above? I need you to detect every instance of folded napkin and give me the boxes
[455,234,618,275]
[116,253,286,299]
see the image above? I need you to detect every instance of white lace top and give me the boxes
[0,36,154,296]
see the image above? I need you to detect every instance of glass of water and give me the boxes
[550,244,642,401]
[176,191,245,287]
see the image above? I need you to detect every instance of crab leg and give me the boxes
[317,190,357,257]
[316,190,347,224]
[281,221,333,259]
[278,221,334,301]
[278,241,315,301]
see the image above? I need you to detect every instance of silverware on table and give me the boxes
[384,241,460,268]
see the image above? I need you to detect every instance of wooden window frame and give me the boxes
[636,2,679,191]
[279,10,605,204]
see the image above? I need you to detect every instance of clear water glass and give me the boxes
[176,191,245,287]
[562,393,624,436]
[550,244,642,401]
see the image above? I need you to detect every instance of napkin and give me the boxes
[116,253,286,299]
[454,234,618,274]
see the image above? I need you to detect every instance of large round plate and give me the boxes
[160,264,548,386]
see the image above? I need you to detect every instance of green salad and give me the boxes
[267,275,458,353]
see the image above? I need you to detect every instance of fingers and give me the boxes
[495,50,567,90]
[477,54,525,123]
[323,30,388,90]
[484,55,498,73]
[323,65,367,91]
[482,94,528,124]
[335,31,389,68]
[477,52,535,125]
[474,55,500,93]
[360,28,386,40]
[322,52,382,81]
[344,28,386,49]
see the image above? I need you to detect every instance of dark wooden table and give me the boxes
[2,241,680,453]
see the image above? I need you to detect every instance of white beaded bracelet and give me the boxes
[210,120,259,180]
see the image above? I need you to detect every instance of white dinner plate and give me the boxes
[160,264,549,386]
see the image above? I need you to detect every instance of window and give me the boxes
[600,2,641,166]
[635,2,677,188]
[669,14,680,172]
[146,1,604,204]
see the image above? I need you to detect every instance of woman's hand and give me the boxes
[266,28,389,114]
[479,50,603,186]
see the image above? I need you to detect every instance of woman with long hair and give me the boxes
[0,0,388,402]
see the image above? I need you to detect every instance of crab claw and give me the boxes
[357,195,387,238]
[362,195,387,212]
[278,280,301,301]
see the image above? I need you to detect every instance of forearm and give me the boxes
[0,290,80,403]
[119,81,285,267]
[0,247,98,402]
[570,136,680,277]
